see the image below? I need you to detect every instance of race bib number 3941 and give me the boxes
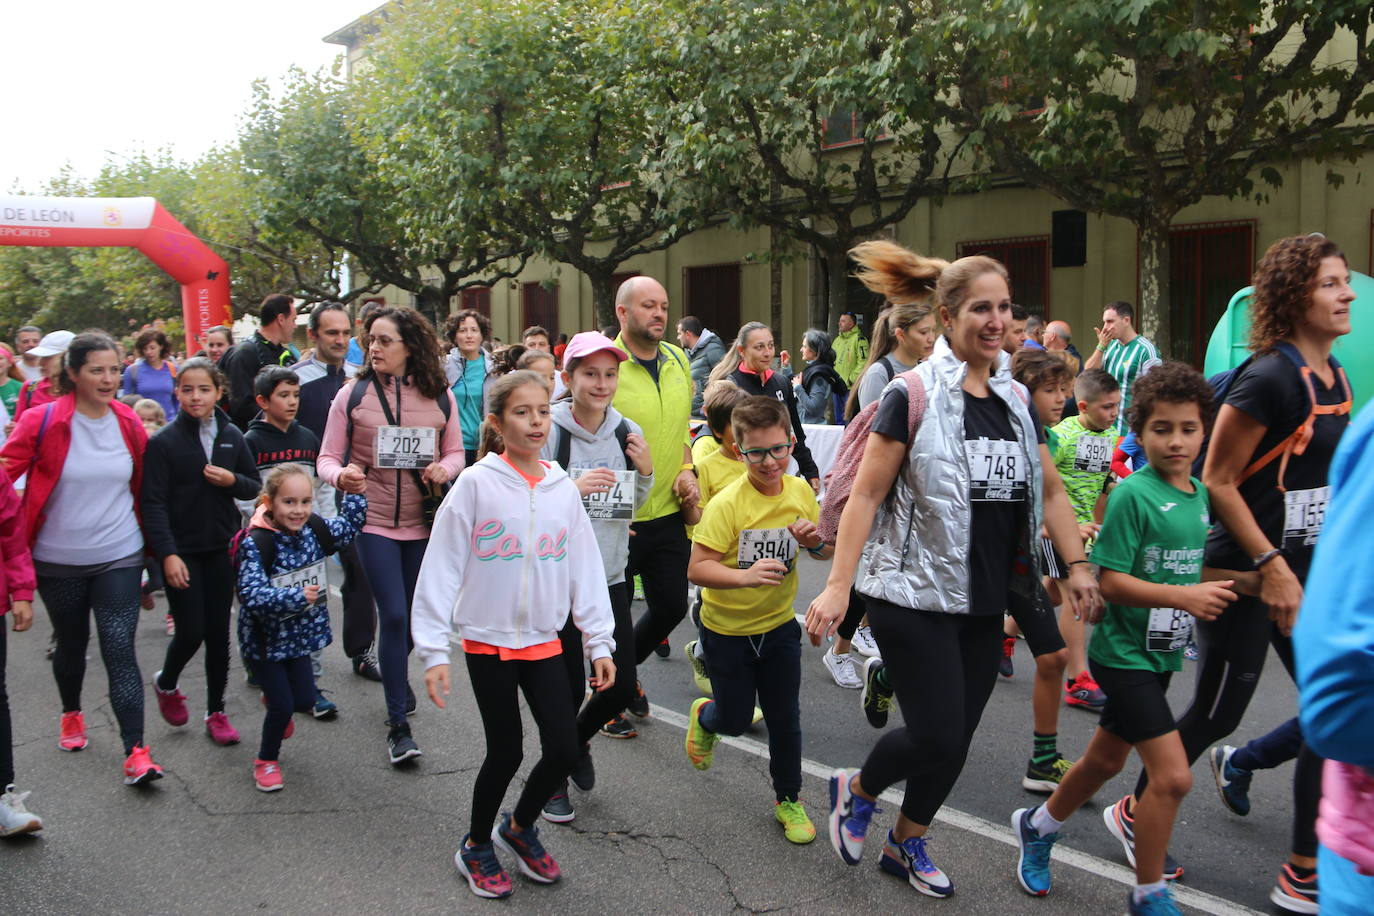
[737,527,797,572]
[967,438,1027,502]
[375,426,436,469]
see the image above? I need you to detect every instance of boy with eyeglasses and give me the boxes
[683,396,831,846]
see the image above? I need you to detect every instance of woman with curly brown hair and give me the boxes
[122,328,178,421]
[443,309,496,468]
[318,307,465,764]
[1119,234,1355,913]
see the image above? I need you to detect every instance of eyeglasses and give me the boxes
[739,442,793,464]
[370,335,401,348]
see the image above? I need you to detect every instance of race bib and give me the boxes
[375,426,436,469]
[1145,607,1192,653]
[967,438,1027,502]
[737,527,797,572]
[1072,435,1113,474]
[1283,486,1329,550]
[571,468,637,520]
[271,561,327,608]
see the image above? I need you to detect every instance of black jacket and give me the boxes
[141,409,261,560]
[728,368,820,481]
[291,356,354,442]
[219,332,294,430]
[243,418,320,472]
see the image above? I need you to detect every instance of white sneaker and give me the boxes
[852,626,882,659]
[0,784,43,836]
[823,648,863,689]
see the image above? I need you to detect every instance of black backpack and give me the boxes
[230,515,335,576]
[554,420,632,471]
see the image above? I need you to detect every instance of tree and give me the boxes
[241,68,527,327]
[953,0,1374,358]
[360,0,709,329]
[652,0,962,332]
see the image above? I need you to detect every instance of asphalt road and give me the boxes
[4,559,1296,914]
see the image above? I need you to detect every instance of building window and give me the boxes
[821,108,888,150]
[955,236,1051,318]
[522,282,559,341]
[683,263,741,339]
[460,286,490,318]
[1166,220,1255,367]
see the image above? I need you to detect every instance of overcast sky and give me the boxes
[3,1,381,193]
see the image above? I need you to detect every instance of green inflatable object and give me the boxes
[1202,270,1372,414]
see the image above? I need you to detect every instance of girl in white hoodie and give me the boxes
[412,370,616,901]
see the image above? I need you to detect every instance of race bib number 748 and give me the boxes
[967,438,1027,502]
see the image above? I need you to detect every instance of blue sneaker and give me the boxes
[312,688,338,720]
[1209,745,1252,816]
[879,830,954,897]
[1012,806,1057,896]
[1128,885,1183,915]
[828,767,880,865]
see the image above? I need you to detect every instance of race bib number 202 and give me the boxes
[967,438,1027,502]
[375,426,436,469]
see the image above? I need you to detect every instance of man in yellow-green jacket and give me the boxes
[609,276,700,731]
[833,312,869,387]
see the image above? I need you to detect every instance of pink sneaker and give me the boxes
[59,710,88,752]
[253,759,283,792]
[204,712,240,746]
[152,671,188,726]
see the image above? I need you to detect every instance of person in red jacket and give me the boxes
[0,476,39,835]
[0,332,162,787]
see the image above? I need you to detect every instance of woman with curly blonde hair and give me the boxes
[1122,234,1354,911]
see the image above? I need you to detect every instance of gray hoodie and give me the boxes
[541,400,653,585]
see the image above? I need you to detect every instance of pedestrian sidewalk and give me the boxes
[5,602,1253,914]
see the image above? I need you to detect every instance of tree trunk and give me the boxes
[1137,218,1173,359]
[415,286,446,328]
[769,226,784,344]
[587,266,617,331]
[825,242,850,336]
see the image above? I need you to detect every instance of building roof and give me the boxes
[323,2,394,49]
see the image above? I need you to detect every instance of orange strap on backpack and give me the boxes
[1237,365,1352,493]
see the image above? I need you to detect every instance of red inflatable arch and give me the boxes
[0,195,231,353]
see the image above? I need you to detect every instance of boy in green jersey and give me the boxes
[1011,363,1238,916]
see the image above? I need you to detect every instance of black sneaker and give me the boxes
[387,722,422,765]
[654,638,671,658]
[351,651,382,682]
[541,791,575,824]
[599,714,638,739]
[860,657,894,729]
[405,683,417,716]
[569,748,595,792]
[627,681,650,718]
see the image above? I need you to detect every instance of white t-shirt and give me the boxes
[18,361,42,383]
[33,411,143,566]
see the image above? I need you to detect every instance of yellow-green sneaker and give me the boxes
[683,640,713,696]
[775,798,816,844]
[685,697,720,770]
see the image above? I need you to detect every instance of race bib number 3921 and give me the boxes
[375,426,436,469]
[967,438,1027,502]
[737,527,797,572]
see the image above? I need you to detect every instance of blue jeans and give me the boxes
[698,618,802,801]
[256,655,315,761]
[356,533,428,725]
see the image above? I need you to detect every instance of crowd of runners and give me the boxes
[0,232,1370,915]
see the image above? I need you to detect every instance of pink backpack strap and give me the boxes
[900,371,926,443]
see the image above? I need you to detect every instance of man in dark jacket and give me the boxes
[677,316,726,418]
[219,293,298,430]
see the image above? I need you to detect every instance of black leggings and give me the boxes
[41,566,145,754]
[627,514,690,665]
[560,581,636,744]
[256,656,315,761]
[466,651,580,841]
[858,599,1003,825]
[159,550,235,715]
[1131,594,1321,857]
[837,587,866,642]
[0,623,11,786]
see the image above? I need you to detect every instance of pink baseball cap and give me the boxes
[562,330,628,365]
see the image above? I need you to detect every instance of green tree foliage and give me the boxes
[653,0,960,331]
[954,0,1374,359]
[360,0,707,329]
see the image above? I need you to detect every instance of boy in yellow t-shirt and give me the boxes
[685,396,832,846]
[683,381,749,694]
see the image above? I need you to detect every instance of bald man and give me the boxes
[1044,320,1082,374]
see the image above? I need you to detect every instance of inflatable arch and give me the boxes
[0,196,230,353]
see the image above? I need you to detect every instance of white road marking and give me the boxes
[653,704,1262,916]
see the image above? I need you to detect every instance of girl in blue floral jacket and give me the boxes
[236,464,365,792]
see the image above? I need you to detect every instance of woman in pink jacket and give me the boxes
[0,476,39,835]
[318,308,464,766]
